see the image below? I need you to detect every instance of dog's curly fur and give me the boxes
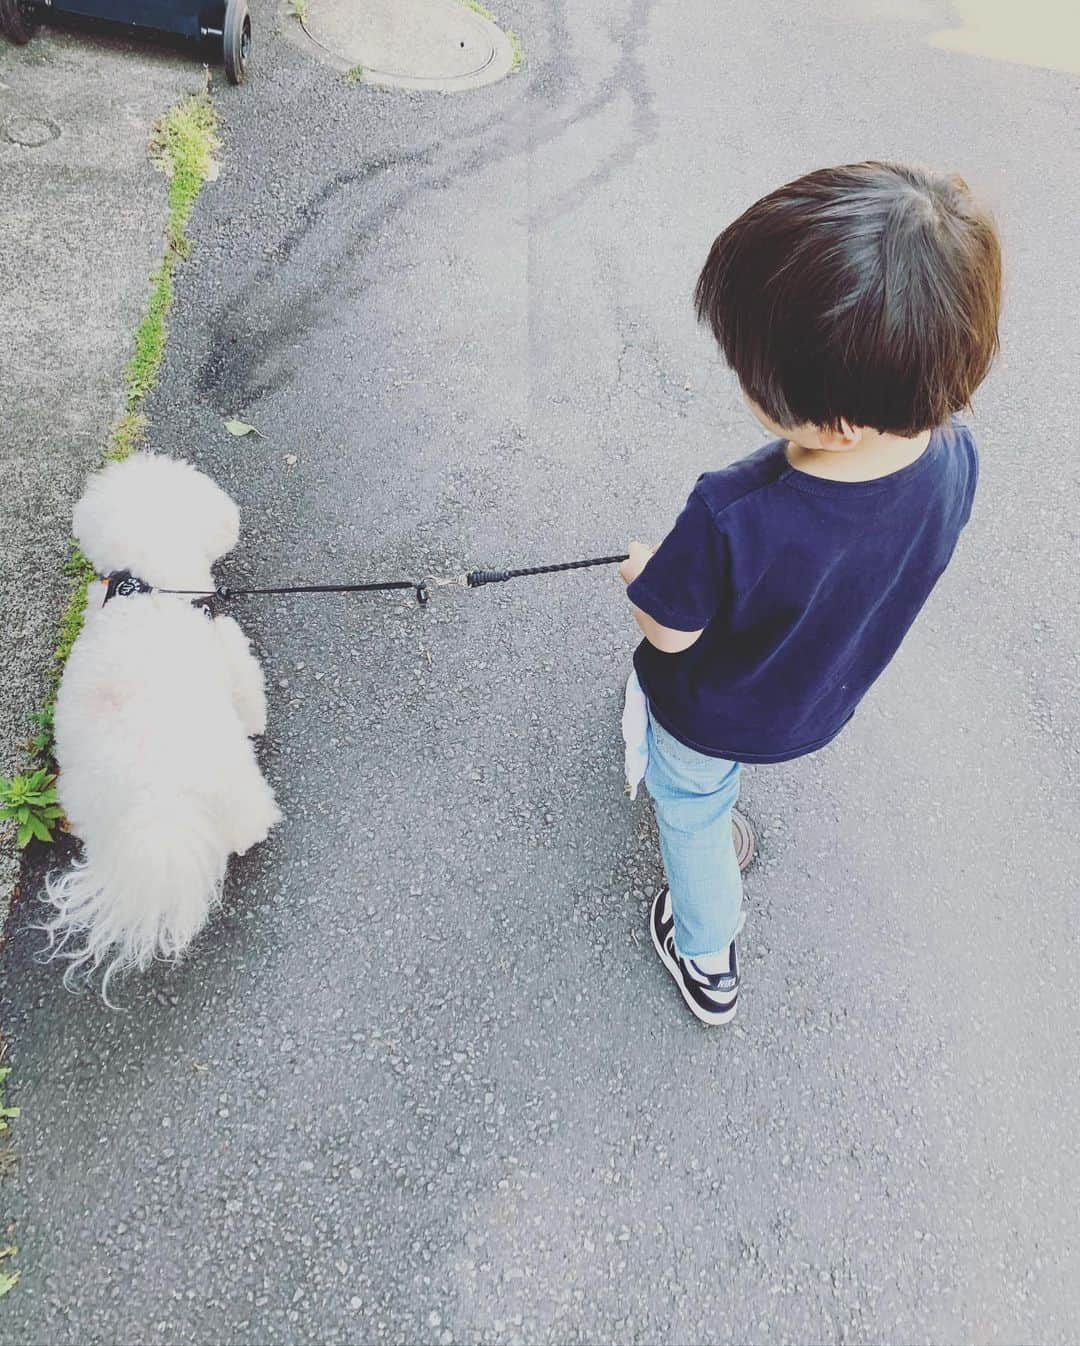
[39,454,281,999]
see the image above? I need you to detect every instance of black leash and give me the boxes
[221,578,422,600]
[150,553,629,608]
[465,554,629,588]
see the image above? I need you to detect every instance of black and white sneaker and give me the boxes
[650,887,739,1025]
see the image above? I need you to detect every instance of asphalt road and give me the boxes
[3,1,1079,1342]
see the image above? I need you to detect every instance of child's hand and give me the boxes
[620,541,655,585]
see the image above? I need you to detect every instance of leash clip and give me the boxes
[420,573,469,602]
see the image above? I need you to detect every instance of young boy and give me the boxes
[621,161,1001,1026]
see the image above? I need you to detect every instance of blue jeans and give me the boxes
[645,708,744,958]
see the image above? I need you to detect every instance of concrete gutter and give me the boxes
[0,31,204,942]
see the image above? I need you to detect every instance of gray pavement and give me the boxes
[2,1,1080,1342]
[0,29,204,927]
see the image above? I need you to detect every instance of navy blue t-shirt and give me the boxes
[627,421,978,763]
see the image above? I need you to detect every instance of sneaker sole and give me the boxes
[650,908,738,1027]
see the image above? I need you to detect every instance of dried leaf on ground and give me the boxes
[224,419,262,438]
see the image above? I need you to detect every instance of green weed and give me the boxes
[104,410,148,464]
[126,259,174,409]
[28,704,55,761]
[151,90,222,254]
[345,64,364,84]
[0,769,63,849]
[53,546,96,676]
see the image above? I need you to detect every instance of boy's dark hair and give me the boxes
[695,162,1002,435]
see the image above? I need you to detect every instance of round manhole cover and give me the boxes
[302,0,515,91]
[732,809,757,873]
[2,116,61,148]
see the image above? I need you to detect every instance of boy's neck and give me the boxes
[786,427,934,483]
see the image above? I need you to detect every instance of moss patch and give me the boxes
[52,547,96,684]
[103,411,149,465]
[126,260,174,409]
[152,91,220,254]
[126,93,220,410]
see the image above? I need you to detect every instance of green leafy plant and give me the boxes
[28,703,55,760]
[345,64,364,84]
[0,769,64,848]
[288,0,308,23]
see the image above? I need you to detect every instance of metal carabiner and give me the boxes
[419,573,469,603]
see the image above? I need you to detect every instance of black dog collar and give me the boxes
[102,570,222,620]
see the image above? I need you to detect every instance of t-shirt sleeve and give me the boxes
[626,486,728,631]
[961,427,979,527]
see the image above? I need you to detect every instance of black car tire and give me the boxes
[222,0,250,84]
[0,0,39,44]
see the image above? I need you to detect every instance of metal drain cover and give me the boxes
[302,0,515,91]
[732,809,756,873]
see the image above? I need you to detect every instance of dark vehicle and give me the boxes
[0,0,251,83]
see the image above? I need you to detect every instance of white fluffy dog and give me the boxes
[41,453,281,997]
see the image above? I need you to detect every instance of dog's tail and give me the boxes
[38,797,227,1005]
